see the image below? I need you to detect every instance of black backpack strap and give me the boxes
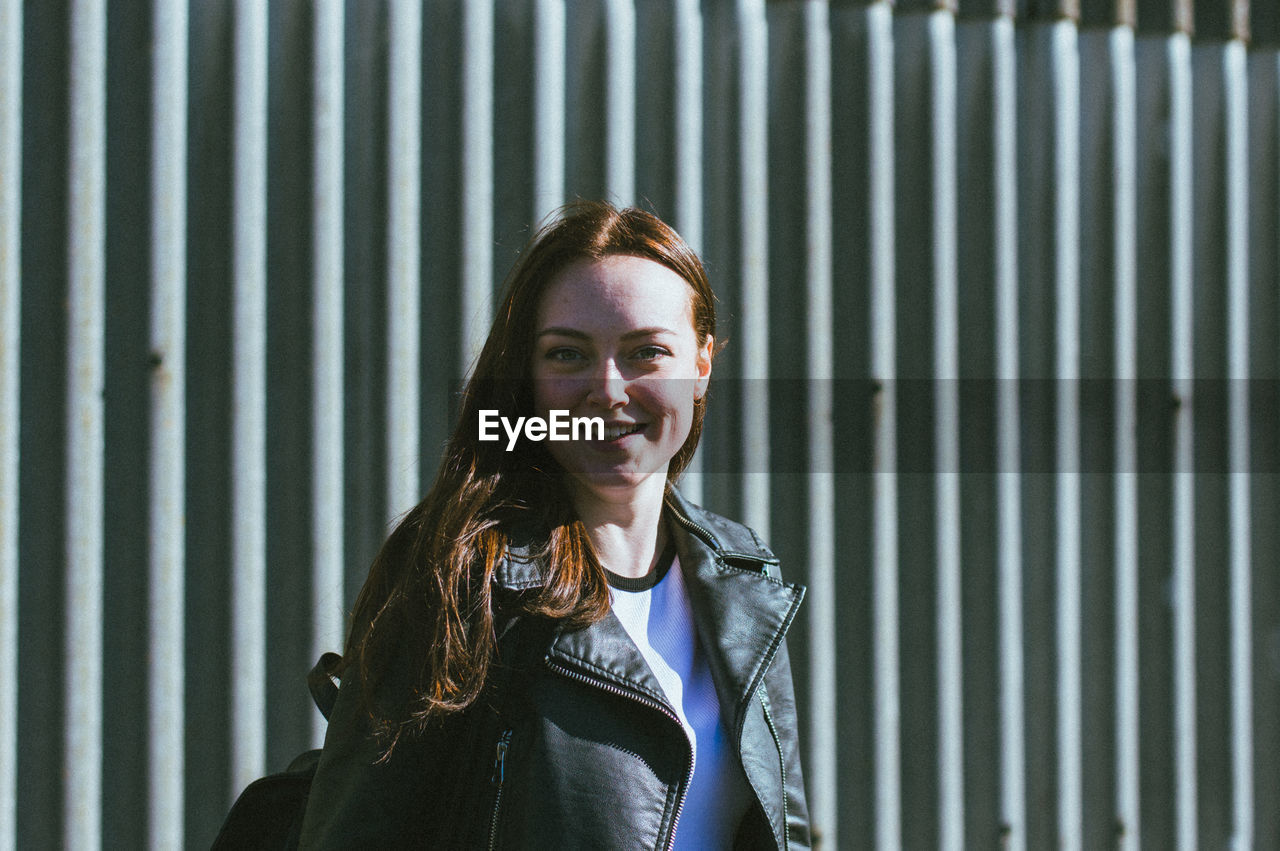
[213,653,343,850]
[307,651,343,721]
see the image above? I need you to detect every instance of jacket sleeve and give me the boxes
[764,633,813,850]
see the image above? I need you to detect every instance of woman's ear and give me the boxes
[694,335,713,400]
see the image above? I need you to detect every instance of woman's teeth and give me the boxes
[603,424,644,441]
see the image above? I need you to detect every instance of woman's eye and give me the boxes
[633,345,670,361]
[545,347,583,362]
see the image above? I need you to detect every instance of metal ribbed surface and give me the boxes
[2,2,1278,848]
[229,0,268,799]
[147,0,187,845]
[0,0,21,847]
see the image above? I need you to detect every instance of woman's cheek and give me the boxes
[533,377,579,415]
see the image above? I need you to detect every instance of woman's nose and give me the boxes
[585,358,628,408]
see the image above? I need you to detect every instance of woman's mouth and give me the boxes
[601,423,645,442]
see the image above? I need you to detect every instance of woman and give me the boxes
[300,201,810,849]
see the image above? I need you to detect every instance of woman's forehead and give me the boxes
[537,256,695,328]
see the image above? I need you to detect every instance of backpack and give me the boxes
[210,614,551,848]
[211,652,343,850]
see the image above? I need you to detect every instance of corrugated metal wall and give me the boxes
[1,0,1277,848]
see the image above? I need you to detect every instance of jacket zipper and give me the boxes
[667,502,720,551]
[546,661,693,851]
[759,695,789,851]
[487,728,513,850]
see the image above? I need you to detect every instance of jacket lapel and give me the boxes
[668,493,805,743]
[495,536,671,707]
[544,609,671,710]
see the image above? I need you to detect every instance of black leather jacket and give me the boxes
[299,490,810,849]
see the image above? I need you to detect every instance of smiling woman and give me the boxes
[296,202,811,849]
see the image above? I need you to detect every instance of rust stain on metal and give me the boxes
[1234,0,1251,41]
[890,0,959,13]
[1176,0,1193,32]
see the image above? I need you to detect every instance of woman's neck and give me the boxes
[571,475,669,580]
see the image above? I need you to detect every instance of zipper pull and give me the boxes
[491,729,512,786]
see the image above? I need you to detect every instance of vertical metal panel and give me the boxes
[1259,4,1280,45]
[386,0,422,521]
[1193,0,1250,43]
[565,0,608,203]
[672,0,703,504]
[148,0,186,846]
[1187,37,1237,849]
[64,0,106,847]
[1136,0,1193,34]
[991,15,1026,851]
[738,0,770,538]
[1222,37,1253,851]
[957,9,1023,845]
[1132,26,1185,847]
[311,0,344,744]
[259,0,320,782]
[492,1,537,272]
[957,11,1003,844]
[800,4,837,845]
[1080,17,1130,846]
[1246,42,1280,849]
[461,0,495,370]
[865,6,901,848]
[418,2,463,461]
[603,0,635,203]
[0,0,20,848]
[1017,18,1081,847]
[181,1,235,837]
[672,0,703,256]
[1187,30,1253,848]
[1050,19,1084,851]
[1080,0,1135,27]
[532,0,566,221]
[926,11,964,849]
[830,2,899,842]
[1167,31,1196,851]
[1108,21,1141,851]
[230,0,269,795]
[895,9,958,844]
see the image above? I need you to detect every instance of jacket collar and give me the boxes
[491,532,545,591]
[491,487,784,588]
[496,488,805,739]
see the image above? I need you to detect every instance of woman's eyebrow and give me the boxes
[536,326,677,340]
[536,327,590,340]
[620,327,677,340]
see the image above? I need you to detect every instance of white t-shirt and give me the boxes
[608,548,752,849]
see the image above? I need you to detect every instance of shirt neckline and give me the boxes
[606,539,677,593]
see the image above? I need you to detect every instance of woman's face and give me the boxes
[532,255,712,505]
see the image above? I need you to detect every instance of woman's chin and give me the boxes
[564,464,669,503]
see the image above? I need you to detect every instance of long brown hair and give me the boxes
[344,201,717,747]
